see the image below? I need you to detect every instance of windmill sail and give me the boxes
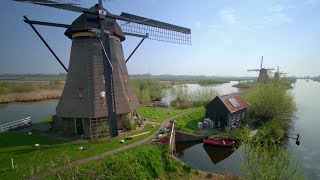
[116,13,191,44]
[14,0,88,12]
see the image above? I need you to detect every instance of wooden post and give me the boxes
[11,158,14,169]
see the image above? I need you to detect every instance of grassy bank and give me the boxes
[0,81,63,103]
[0,124,159,179]
[174,108,205,134]
[136,106,196,122]
[46,144,223,179]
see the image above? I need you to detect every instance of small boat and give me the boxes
[203,138,235,147]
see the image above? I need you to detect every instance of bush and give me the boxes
[183,164,192,173]
[244,82,296,121]
[239,128,303,180]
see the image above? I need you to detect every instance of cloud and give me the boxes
[194,21,201,29]
[264,4,292,25]
[218,8,236,24]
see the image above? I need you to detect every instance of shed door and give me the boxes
[75,118,84,135]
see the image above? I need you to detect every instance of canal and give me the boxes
[175,80,320,179]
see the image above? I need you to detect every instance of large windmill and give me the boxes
[247,56,274,82]
[14,0,191,137]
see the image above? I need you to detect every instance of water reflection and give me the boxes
[161,81,239,105]
[203,145,235,164]
[175,141,242,174]
[0,100,58,125]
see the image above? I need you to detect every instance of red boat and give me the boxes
[203,138,235,147]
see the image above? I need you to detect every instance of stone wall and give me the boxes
[175,130,208,143]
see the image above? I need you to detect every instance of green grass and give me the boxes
[174,108,205,134]
[0,124,159,179]
[136,106,196,122]
[34,117,52,125]
[45,144,202,180]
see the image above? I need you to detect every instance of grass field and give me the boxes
[0,124,159,179]
[136,106,197,122]
[174,108,205,134]
[45,144,218,180]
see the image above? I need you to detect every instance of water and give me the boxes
[0,100,58,125]
[175,80,320,179]
[290,80,320,179]
[161,81,239,105]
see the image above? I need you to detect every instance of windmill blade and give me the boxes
[266,68,275,71]
[247,69,260,72]
[261,56,264,69]
[109,12,191,44]
[14,0,89,13]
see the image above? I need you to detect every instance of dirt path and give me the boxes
[32,111,187,179]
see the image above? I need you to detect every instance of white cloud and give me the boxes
[194,21,201,29]
[264,4,292,25]
[218,8,236,25]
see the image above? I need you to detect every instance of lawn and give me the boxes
[136,106,196,122]
[0,124,159,179]
[174,108,205,134]
[45,144,211,180]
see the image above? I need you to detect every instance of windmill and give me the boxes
[273,66,286,80]
[14,0,191,137]
[247,56,274,82]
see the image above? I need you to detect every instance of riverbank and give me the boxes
[0,81,63,103]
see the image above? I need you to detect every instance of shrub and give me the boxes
[183,164,192,173]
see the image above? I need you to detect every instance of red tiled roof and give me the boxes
[218,93,248,113]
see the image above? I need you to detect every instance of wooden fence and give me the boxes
[0,117,32,132]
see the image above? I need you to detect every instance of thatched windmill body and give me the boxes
[247,56,274,82]
[14,0,191,137]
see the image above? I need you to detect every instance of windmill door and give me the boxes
[75,118,84,135]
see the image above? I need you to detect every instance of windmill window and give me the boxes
[79,88,83,98]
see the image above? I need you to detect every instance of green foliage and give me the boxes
[239,128,303,180]
[131,78,169,104]
[233,81,255,89]
[183,163,192,173]
[170,85,218,109]
[101,122,109,136]
[122,117,136,131]
[243,82,296,121]
[161,145,178,172]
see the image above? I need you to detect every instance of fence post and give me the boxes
[11,158,14,169]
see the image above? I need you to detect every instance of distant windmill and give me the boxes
[273,66,286,80]
[247,56,274,82]
[14,0,191,137]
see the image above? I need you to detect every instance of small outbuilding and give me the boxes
[204,93,248,129]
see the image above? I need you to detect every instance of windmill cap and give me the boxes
[64,4,125,41]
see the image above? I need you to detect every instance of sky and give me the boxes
[0,0,320,77]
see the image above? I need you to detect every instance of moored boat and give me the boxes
[203,138,235,147]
